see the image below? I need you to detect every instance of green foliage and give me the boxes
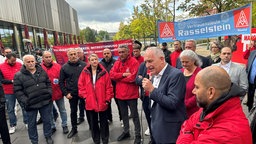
[177,0,249,16]
[253,2,256,27]
[96,30,110,41]
[79,27,111,42]
[114,0,175,45]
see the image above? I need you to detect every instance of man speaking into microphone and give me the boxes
[142,47,186,144]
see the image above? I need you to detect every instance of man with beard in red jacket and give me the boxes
[41,51,69,135]
[0,53,27,134]
[176,66,252,144]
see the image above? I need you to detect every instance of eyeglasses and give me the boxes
[211,47,219,49]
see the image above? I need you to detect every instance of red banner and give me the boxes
[232,28,256,64]
[52,39,133,65]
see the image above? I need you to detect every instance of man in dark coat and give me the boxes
[142,47,186,144]
[14,55,53,144]
[247,50,256,111]
[59,48,86,138]
[161,42,171,64]
[100,48,120,123]
[0,76,11,144]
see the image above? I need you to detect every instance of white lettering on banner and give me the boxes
[186,20,221,29]
[178,24,231,36]
[161,24,174,38]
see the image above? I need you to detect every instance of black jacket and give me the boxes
[59,60,86,96]
[100,57,116,73]
[135,62,147,99]
[13,65,52,111]
[163,49,171,64]
[100,57,116,87]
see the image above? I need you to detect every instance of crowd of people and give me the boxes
[0,39,255,144]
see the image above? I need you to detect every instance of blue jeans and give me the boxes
[5,94,28,126]
[51,98,68,128]
[27,104,52,144]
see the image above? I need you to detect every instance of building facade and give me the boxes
[0,0,80,58]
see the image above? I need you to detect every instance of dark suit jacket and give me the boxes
[247,50,256,83]
[150,64,186,143]
[176,54,211,69]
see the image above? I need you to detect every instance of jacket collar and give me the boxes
[200,83,245,121]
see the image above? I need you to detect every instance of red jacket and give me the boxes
[78,64,113,112]
[0,60,22,94]
[110,56,139,100]
[243,46,256,59]
[181,67,201,118]
[177,96,252,144]
[170,50,182,67]
[41,62,63,101]
[134,55,144,65]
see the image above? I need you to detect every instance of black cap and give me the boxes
[134,40,142,48]
[34,48,41,51]
[162,42,167,46]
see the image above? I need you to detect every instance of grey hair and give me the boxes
[67,48,77,54]
[211,41,223,49]
[118,45,129,50]
[75,47,83,52]
[185,39,197,47]
[146,47,165,60]
[23,54,35,61]
[179,49,202,67]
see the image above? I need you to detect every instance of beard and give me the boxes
[196,98,208,109]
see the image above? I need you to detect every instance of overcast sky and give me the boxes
[66,0,144,32]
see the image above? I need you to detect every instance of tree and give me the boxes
[80,27,96,42]
[177,0,249,16]
[253,2,256,27]
[96,30,109,41]
[114,22,132,40]
[114,0,175,45]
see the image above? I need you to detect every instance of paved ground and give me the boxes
[2,99,150,144]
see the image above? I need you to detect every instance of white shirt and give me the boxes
[151,64,168,107]
[220,61,231,73]
[93,73,96,88]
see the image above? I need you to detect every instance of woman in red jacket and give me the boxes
[78,54,113,144]
[179,50,202,118]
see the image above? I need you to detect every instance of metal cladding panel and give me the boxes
[0,0,22,23]
[45,0,54,29]
[19,0,28,23]
[57,0,72,34]
[63,2,72,34]
[50,0,60,31]
[26,0,39,26]
[72,9,79,35]
[35,0,47,27]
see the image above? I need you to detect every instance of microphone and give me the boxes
[145,74,150,79]
[143,74,150,99]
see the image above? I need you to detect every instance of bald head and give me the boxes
[42,51,53,65]
[198,66,231,92]
[193,66,231,108]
